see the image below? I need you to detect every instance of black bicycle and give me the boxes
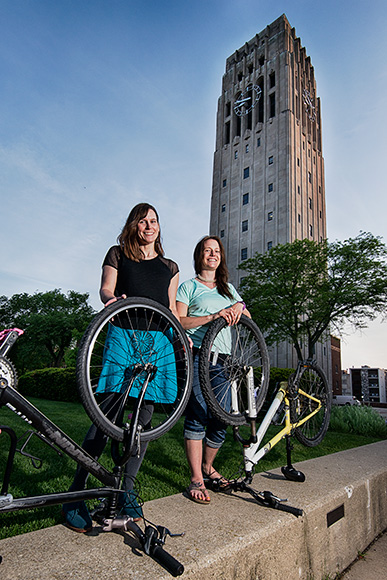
[0,297,193,576]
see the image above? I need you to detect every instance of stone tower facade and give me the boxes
[210,14,328,369]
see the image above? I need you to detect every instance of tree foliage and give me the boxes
[240,232,387,360]
[0,289,95,371]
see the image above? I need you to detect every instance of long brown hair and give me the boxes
[193,235,233,299]
[118,203,164,262]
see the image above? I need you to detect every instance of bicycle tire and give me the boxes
[77,297,193,442]
[289,361,331,447]
[199,315,270,426]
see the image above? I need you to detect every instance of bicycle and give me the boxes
[198,314,332,516]
[0,297,193,576]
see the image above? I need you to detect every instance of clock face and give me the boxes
[234,84,262,117]
[302,88,316,122]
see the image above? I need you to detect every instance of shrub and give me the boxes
[329,405,387,438]
[18,367,80,403]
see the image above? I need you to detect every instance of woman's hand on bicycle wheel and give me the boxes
[104,294,127,308]
[217,303,244,326]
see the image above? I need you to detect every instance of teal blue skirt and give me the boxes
[96,324,178,404]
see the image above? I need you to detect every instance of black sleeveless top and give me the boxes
[102,246,179,309]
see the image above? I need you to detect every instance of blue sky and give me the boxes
[1,0,386,369]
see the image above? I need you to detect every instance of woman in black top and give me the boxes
[63,203,179,533]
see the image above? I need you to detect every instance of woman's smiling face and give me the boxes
[137,209,160,246]
[201,238,221,272]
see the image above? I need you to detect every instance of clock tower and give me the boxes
[210,14,327,368]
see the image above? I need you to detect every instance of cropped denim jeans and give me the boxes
[184,352,230,449]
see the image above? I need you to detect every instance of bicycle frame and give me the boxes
[0,381,119,511]
[237,376,322,478]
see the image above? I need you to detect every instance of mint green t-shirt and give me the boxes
[176,278,242,351]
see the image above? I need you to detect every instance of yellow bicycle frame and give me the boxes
[243,382,322,472]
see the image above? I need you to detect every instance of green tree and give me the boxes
[240,232,387,360]
[0,289,95,371]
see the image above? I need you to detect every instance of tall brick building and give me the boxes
[210,14,328,369]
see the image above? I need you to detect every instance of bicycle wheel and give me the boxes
[199,315,270,426]
[77,297,193,442]
[289,361,331,447]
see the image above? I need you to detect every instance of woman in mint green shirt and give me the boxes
[176,236,250,504]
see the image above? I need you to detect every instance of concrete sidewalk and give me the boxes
[341,529,387,580]
[0,440,386,579]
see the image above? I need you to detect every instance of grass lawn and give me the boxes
[0,397,385,540]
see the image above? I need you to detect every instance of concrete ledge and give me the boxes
[0,440,386,580]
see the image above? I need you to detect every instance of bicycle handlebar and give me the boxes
[233,482,304,518]
[261,491,303,517]
[150,545,184,577]
[104,517,185,576]
[142,525,185,576]
[271,501,304,517]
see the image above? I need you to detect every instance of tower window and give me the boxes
[309,198,312,209]
[245,144,249,153]
[224,121,230,145]
[309,225,313,236]
[242,192,249,205]
[235,150,238,159]
[298,185,300,194]
[221,204,226,212]
[220,229,225,238]
[268,211,273,221]
[225,102,231,117]
[298,214,301,223]
[269,93,276,118]
[243,167,250,179]
[257,137,261,147]
[308,172,312,183]
[235,114,241,137]
[242,220,248,232]
[268,156,274,165]
[223,179,227,188]
[267,241,273,251]
[268,183,273,193]
[269,72,275,88]
[241,247,248,261]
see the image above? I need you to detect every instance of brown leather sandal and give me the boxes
[186,481,211,504]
